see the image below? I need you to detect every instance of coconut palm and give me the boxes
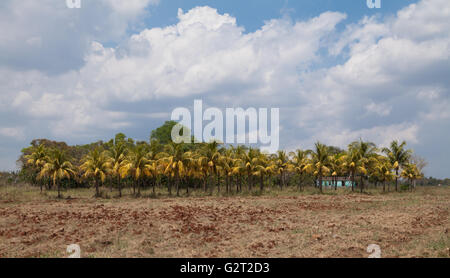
[120,144,150,196]
[198,141,222,193]
[107,142,127,196]
[39,149,76,198]
[401,163,423,191]
[144,160,159,195]
[219,149,237,194]
[374,157,394,192]
[329,153,344,190]
[80,148,111,198]
[253,153,276,193]
[340,149,366,192]
[289,149,310,191]
[304,142,331,193]
[274,150,290,190]
[382,140,412,191]
[160,142,192,196]
[230,145,247,192]
[25,144,48,192]
[231,157,246,193]
[241,148,261,192]
[197,154,212,193]
[349,140,378,192]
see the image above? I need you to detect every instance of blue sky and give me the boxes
[145,0,418,33]
[0,0,449,178]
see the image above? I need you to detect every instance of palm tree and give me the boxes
[80,148,111,198]
[304,142,331,193]
[231,157,245,193]
[274,150,290,190]
[120,144,150,196]
[329,153,344,190]
[253,153,276,193]
[401,163,423,191]
[160,142,192,196]
[39,149,76,198]
[219,149,236,194]
[185,153,202,194]
[230,145,246,193]
[25,144,48,192]
[197,154,212,193]
[289,149,310,191]
[199,141,222,193]
[374,157,394,192]
[241,148,259,192]
[349,140,378,192]
[340,149,365,192]
[382,140,412,191]
[108,142,127,196]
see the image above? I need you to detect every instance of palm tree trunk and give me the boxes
[152,177,156,195]
[168,177,172,196]
[238,175,242,193]
[395,169,399,192]
[260,174,264,193]
[203,176,207,192]
[117,176,122,197]
[137,179,141,196]
[56,179,61,199]
[319,175,323,193]
[176,173,180,197]
[217,174,220,194]
[279,172,283,190]
[360,176,364,193]
[351,174,355,192]
[95,179,99,198]
[226,175,229,194]
[383,181,386,192]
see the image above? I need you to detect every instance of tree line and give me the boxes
[17,123,424,199]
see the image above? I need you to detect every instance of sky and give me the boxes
[0,0,449,178]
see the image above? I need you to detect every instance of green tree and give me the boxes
[289,149,310,191]
[80,148,111,198]
[151,121,180,144]
[304,142,331,193]
[24,144,48,192]
[120,144,150,196]
[39,149,76,198]
[382,140,412,192]
[107,142,127,197]
[349,140,378,193]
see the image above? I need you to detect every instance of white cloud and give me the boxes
[0,0,160,73]
[0,127,25,140]
[365,102,392,116]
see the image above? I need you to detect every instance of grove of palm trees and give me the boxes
[18,121,424,199]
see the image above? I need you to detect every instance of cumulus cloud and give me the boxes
[0,0,159,73]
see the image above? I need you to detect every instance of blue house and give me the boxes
[317,177,355,187]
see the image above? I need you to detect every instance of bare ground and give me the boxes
[0,186,449,258]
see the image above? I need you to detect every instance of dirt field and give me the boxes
[0,185,449,258]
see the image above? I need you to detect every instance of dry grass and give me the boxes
[0,184,449,258]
